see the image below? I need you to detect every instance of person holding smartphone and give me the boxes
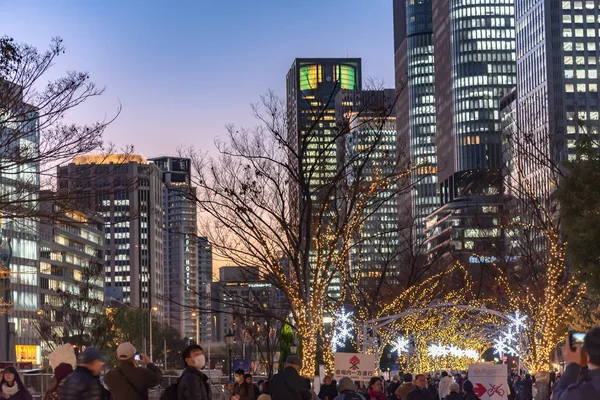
[551,326,600,399]
[104,342,162,400]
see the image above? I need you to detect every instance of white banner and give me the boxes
[333,352,375,381]
[468,363,509,400]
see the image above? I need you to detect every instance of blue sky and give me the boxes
[1,0,395,158]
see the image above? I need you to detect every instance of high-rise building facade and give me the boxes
[513,0,600,195]
[38,198,105,350]
[0,81,40,362]
[57,155,164,315]
[336,89,401,284]
[150,156,200,341]
[393,0,439,244]
[424,0,516,268]
[286,58,362,297]
[197,237,212,343]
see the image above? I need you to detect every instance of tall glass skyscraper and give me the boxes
[513,0,600,195]
[394,0,439,244]
[423,0,516,269]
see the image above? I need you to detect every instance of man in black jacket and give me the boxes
[270,355,311,400]
[178,344,211,400]
[233,370,255,400]
[59,347,107,400]
[407,374,434,400]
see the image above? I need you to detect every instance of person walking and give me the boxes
[366,377,385,400]
[0,367,32,400]
[333,377,365,400]
[395,374,415,400]
[178,344,211,400]
[462,381,480,400]
[437,372,453,400]
[442,383,462,400]
[318,376,338,400]
[221,381,234,400]
[104,342,162,400]
[257,380,271,400]
[520,374,533,400]
[233,370,255,400]
[59,347,108,400]
[44,363,73,400]
[406,374,434,400]
[270,355,311,400]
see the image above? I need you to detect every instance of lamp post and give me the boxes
[149,306,158,362]
[290,341,297,355]
[191,312,199,345]
[225,330,235,381]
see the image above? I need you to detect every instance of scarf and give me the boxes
[2,383,19,396]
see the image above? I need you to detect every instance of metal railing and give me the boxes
[21,374,226,400]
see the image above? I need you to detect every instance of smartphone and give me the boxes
[569,332,586,351]
[134,353,142,362]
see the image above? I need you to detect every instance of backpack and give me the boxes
[160,383,178,400]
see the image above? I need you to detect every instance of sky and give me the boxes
[1,0,395,159]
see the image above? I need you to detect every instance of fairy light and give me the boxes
[391,335,409,355]
[332,306,354,352]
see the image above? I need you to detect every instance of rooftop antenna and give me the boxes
[346,49,348,58]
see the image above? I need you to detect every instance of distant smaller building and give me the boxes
[38,196,105,349]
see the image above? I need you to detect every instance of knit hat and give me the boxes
[53,363,73,383]
[79,347,107,364]
[463,380,474,392]
[338,377,354,392]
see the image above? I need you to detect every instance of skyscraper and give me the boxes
[58,155,164,315]
[512,0,600,194]
[286,58,361,297]
[393,0,439,244]
[423,0,517,270]
[336,89,401,284]
[150,156,203,341]
[0,81,40,362]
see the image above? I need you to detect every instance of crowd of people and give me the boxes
[1,325,598,400]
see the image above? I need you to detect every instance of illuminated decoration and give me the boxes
[427,343,479,360]
[391,336,409,355]
[331,306,354,352]
[494,311,527,358]
[335,65,356,90]
[72,154,147,165]
[299,64,321,91]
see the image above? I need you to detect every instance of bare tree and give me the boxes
[181,83,413,374]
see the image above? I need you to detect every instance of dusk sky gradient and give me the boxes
[2,0,395,159]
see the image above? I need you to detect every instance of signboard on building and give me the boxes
[333,353,375,382]
[467,363,509,400]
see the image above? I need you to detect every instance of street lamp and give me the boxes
[225,330,235,381]
[192,312,199,345]
[149,306,158,362]
[290,341,297,355]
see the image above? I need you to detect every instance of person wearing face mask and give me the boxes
[59,347,109,400]
[233,369,255,400]
[104,342,162,400]
[178,344,211,400]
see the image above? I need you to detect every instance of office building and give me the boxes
[57,154,164,316]
[424,0,516,268]
[512,0,600,195]
[197,237,213,343]
[286,58,362,297]
[336,89,401,284]
[0,80,40,362]
[393,0,439,244]
[38,198,105,351]
[150,156,206,341]
[211,266,285,343]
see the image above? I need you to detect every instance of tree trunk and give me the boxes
[299,326,319,377]
[534,372,550,400]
